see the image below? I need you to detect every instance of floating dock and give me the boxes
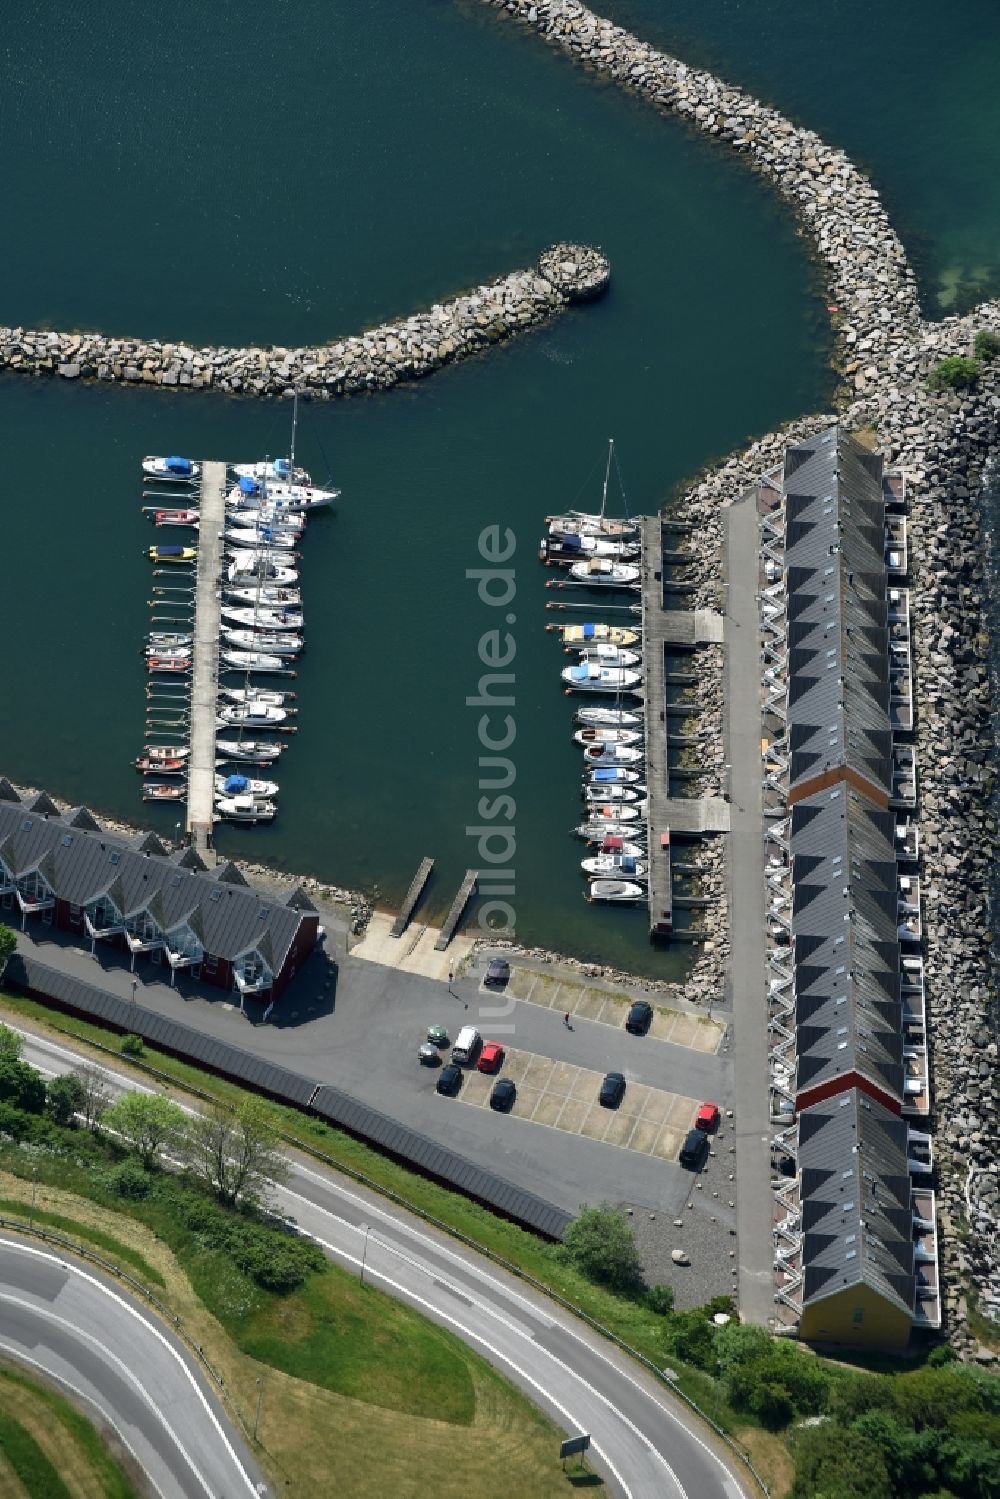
[391,857,435,938]
[640,517,673,936]
[185,460,226,858]
[434,870,478,951]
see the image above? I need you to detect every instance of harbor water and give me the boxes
[2,1,998,973]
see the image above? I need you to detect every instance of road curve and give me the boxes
[0,1232,262,1499]
[16,1026,752,1499]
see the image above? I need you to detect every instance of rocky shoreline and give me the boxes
[0,243,609,400]
[481,0,1000,1339]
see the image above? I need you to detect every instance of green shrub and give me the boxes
[752,1381,794,1430]
[0,1057,47,1115]
[645,1284,675,1316]
[45,1073,85,1128]
[927,356,980,392]
[102,1161,152,1200]
[559,1203,643,1292]
[120,1034,145,1058]
[973,330,1000,362]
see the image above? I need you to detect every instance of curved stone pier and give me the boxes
[0,242,609,399]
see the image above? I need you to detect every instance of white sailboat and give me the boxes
[546,439,638,538]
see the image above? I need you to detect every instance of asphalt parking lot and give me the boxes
[494,966,725,1054]
[452,1047,701,1161]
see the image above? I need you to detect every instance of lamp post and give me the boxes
[130,975,138,1010]
[253,1377,263,1441]
[360,1224,371,1286]
[29,1166,38,1231]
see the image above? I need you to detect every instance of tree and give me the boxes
[0,924,15,980]
[646,1284,675,1316]
[927,356,981,392]
[120,1034,145,1059]
[0,1056,46,1114]
[792,1424,892,1499]
[103,1091,186,1167]
[182,1098,287,1208]
[973,330,1000,362]
[45,1072,85,1128]
[0,1023,23,1061]
[74,1062,112,1132]
[560,1203,643,1291]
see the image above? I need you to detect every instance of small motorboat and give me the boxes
[586,879,645,904]
[143,644,190,661]
[147,657,191,674]
[143,455,200,480]
[540,534,639,563]
[585,767,643,787]
[221,605,305,633]
[216,738,285,763]
[148,545,197,563]
[562,663,642,693]
[148,632,192,650]
[142,782,187,801]
[218,686,294,707]
[547,514,638,540]
[217,703,290,729]
[135,755,186,775]
[215,772,279,798]
[154,509,199,527]
[583,784,646,804]
[575,819,644,841]
[575,706,644,729]
[582,853,648,879]
[223,629,302,656]
[224,526,297,551]
[575,644,640,669]
[143,743,189,760]
[223,584,302,609]
[596,834,646,857]
[583,743,643,766]
[567,558,640,586]
[232,457,312,486]
[574,726,642,747]
[215,794,276,823]
[226,554,299,586]
[219,650,295,674]
[549,622,640,647]
[577,803,643,827]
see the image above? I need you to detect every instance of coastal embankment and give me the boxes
[484,0,1000,1341]
[0,243,608,398]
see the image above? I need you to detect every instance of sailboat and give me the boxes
[546,439,639,538]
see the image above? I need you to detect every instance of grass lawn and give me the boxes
[0,1362,140,1499]
[0,1169,602,1498]
[0,1197,164,1287]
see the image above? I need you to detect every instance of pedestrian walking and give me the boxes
[563,1011,571,1028]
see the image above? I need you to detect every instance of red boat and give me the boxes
[135,756,186,775]
[147,657,190,673]
[154,509,199,526]
[142,782,186,801]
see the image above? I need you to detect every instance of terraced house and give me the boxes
[0,783,317,999]
[768,426,939,1350]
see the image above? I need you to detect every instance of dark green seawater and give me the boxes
[2,2,996,972]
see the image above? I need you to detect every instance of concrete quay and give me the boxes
[185,461,225,859]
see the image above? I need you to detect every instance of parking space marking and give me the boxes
[447,1045,700,1159]
[488,966,726,1054]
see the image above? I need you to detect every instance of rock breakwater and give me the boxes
[0,243,608,399]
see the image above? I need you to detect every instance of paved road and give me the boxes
[13,925,731,1220]
[723,491,773,1323]
[16,1026,752,1499]
[0,1231,261,1499]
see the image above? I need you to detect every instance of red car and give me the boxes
[477,1041,505,1074]
[695,1101,720,1133]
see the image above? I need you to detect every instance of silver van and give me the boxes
[451,1025,481,1065]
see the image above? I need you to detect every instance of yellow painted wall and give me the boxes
[800,1282,911,1350]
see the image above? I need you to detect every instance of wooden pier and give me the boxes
[391,856,435,938]
[185,460,226,860]
[434,870,478,951]
[640,517,673,935]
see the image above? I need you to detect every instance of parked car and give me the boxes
[625,999,653,1034]
[485,958,511,987]
[695,1101,721,1132]
[679,1128,709,1169]
[490,1078,517,1112]
[436,1063,463,1096]
[418,1042,441,1066]
[478,1041,505,1074]
[599,1071,626,1108]
[426,1024,450,1047]
[451,1025,481,1064]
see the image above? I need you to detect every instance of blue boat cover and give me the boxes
[274,458,290,476]
[223,774,248,793]
[166,456,193,475]
[568,665,589,681]
[561,534,583,550]
[582,622,596,639]
[157,546,184,556]
[621,856,637,873]
[239,475,259,494]
[593,768,621,782]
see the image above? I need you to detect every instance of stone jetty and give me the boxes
[482,0,1000,1344]
[0,242,608,399]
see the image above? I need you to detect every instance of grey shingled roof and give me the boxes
[783,426,892,799]
[798,1087,914,1317]
[0,794,307,970]
[791,784,902,1104]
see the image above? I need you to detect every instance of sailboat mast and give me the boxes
[289,390,299,480]
[600,438,614,520]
